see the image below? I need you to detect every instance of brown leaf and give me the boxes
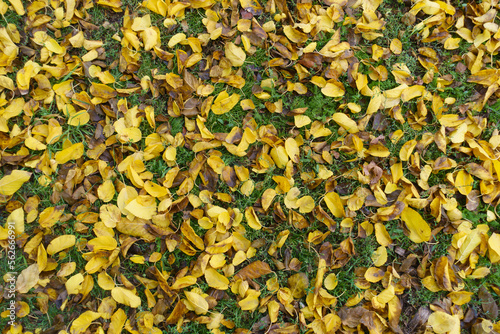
[478,286,499,320]
[405,306,432,334]
[235,261,272,280]
[287,273,309,298]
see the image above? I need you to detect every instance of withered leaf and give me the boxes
[235,261,272,280]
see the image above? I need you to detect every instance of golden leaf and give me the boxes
[324,192,345,218]
[456,229,482,263]
[0,170,31,196]
[70,311,102,334]
[400,207,431,243]
[66,273,84,295]
[184,290,209,315]
[225,42,246,67]
[324,273,338,290]
[205,268,229,290]
[111,287,141,308]
[245,207,262,230]
[488,233,500,263]
[16,264,40,294]
[47,235,76,255]
[55,142,85,165]
[454,170,474,196]
[428,312,460,334]
[171,276,197,290]
[331,113,358,133]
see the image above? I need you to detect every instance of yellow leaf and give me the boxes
[171,276,197,289]
[288,273,308,298]
[365,267,385,283]
[168,32,186,48]
[212,91,240,115]
[374,223,392,247]
[428,312,460,334]
[331,113,358,133]
[399,139,417,161]
[268,300,279,323]
[39,207,63,229]
[181,220,205,250]
[297,196,315,213]
[321,82,345,97]
[324,273,338,290]
[16,264,40,293]
[90,82,116,99]
[97,271,115,290]
[366,143,390,157]
[130,255,145,264]
[261,188,277,211]
[449,123,467,144]
[285,138,300,163]
[144,181,168,198]
[225,42,246,67]
[488,233,500,263]
[239,0,263,15]
[455,170,473,196]
[233,250,247,265]
[448,291,473,306]
[467,266,490,279]
[401,85,425,102]
[444,37,460,50]
[124,195,157,220]
[111,287,141,308]
[294,115,311,128]
[283,26,308,44]
[69,31,84,47]
[400,207,431,243]
[184,290,209,315]
[66,273,84,295]
[55,142,85,164]
[87,236,118,251]
[131,15,151,31]
[270,146,289,169]
[0,170,31,196]
[245,207,262,230]
[65,0,76,20]
[345,293,363,307]
[324,192,345,218]
[70,311,102,334]
[2,98,25,119]
[45,38,65,54]
[371,246,387,267]
[390,38,402,54]
[240,99,255,110]
[47,235,76,255]
[205,268,229,290]
[7,207,24,235]
[310,121,332,137]
[57,262,76,277]
[142,27,158,51]
[238,290,260,311]
[7,0,24,15]
[0,75,14,91]
[67,111,90,127]
[97,180,115,203]
[372,285,395,308]
[25,136,47,151]
[456,229,482,263]
[100,204,121,228]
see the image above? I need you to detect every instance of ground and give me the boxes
[0,0,500,333]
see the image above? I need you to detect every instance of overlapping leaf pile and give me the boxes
[1,0,500,332]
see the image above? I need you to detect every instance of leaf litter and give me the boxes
[0,0,500,332]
